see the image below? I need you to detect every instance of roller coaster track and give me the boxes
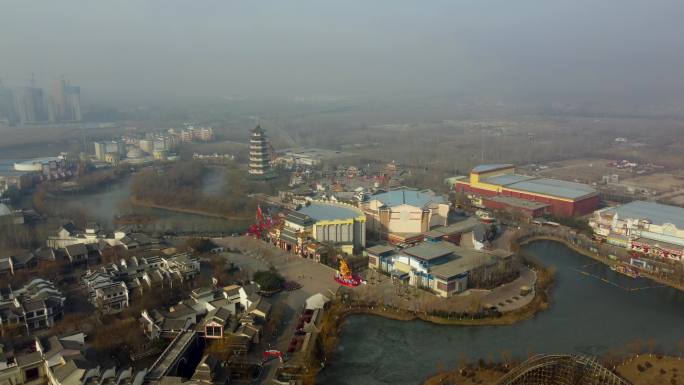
[494,354,630,385]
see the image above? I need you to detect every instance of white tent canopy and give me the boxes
[305,293,330,310]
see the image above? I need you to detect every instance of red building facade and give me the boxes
[453,164,599,217]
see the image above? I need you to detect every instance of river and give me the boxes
[55,167,250,234]
[316,240,684,385]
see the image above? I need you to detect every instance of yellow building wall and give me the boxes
[341,244,354,255]
[469,166,514,192]
[393,261,411,273]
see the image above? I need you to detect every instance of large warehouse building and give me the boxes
[452,164,598,217]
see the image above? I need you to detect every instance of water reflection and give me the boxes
[316,240,684,385]
[56,168,248,233]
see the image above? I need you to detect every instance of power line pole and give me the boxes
[480,126,485,162]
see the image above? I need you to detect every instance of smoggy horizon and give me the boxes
[3,0,684,108]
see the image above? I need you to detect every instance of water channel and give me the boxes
[55,167,250,234]
[316,240,684,385]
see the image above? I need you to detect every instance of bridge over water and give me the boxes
[145,330,201,381]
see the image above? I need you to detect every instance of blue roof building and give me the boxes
[277,201,366,257]
[360,188,450,244]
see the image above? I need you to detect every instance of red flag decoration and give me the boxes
[256,204,264,223]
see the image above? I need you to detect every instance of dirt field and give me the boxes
[423,366,508,385]
[620,172,684,194]
[534,158,634,184]
[616,354,684,385]
[666,195,684,206]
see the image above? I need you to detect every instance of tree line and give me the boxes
[129,161,260,218]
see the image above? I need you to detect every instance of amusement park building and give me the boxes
[360,187,450,244]
[451,164,598,217]
[590,200,684,261]
[273,201,366,256]
[367,240,516,298]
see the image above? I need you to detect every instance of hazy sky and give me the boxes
[2,0,684,106]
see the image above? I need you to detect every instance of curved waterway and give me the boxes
[55,167,249,233]
[316,240,684,385]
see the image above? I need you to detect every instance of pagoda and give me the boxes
[248,125,275,179]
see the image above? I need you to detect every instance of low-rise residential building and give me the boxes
[34,331,148,385]
[0,252,38,275]
[368,240,517,297]
[93,282,129,314]
[47,222,107,249]
[141,282,270,357]
[0,334,86,385]
[82,253,199,314]
[47,222,158,251]
[0,279,65,334]
[63,244,90,265]
[141,285,241,340]
[201,307,236,340]
[590,200,684,261]
[0,350,46,385]
[152,354,230,385]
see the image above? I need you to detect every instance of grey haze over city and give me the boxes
[2,0,684,107]
[4,1,684,385]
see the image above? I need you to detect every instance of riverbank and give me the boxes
[130,196,250,221]
[315,353,684,385]
[421,353,684,385]
[350,258,553,324]
[316,240,684,385]
[518,234,684,292]
[309,263,555,384]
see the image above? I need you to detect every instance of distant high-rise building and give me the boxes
[0,85,17,126]
[196,126,214,142]
[249,125,275,179]
[14,86,47,125]
[94,141,124,161]
[48,79,81,122]
[138,139,154,154]
[64,85,81,121]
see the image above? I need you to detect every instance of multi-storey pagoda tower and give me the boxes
[248,125,275,179]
